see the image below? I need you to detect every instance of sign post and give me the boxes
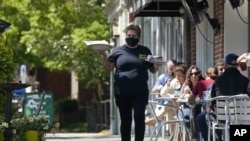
[24,92,54,123]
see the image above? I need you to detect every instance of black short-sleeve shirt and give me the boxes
[108,44,154,96]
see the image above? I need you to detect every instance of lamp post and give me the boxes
[0,19,14,141]
[0,82,29,141]
[84,40,118,134]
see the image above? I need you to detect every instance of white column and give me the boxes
[71,71,78,99]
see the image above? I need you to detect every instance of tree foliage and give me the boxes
[0,38,15,82]
[0,35,15,115]
[0,0,110,87]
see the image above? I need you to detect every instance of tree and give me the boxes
[0,0,110,89]
[0,35,15,115]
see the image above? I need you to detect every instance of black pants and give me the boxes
[196,112,223,141]
[189,103,202,139]
[115,94,148,141]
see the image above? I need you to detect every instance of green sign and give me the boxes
[24,92,54,123]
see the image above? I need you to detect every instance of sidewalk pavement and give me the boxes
[44,132,167,141]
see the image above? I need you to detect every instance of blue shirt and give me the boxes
[153,73,173,88]
[153,72,174,105]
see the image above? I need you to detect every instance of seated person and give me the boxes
[196,53,249,141]
[145,59,176,126]
[146,64,189,141]
[187,66,217,139]
[188,66,217,103]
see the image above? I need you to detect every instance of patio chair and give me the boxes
[206,95,230,141]
[207,94,250,141]
[227,94,250,125]
[148,97,190,141]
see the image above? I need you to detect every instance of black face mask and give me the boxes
[125,37,139,47]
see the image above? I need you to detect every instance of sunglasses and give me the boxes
[218,68,224,71]
[189,72,200,76]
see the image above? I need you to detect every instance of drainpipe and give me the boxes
[248,1,250,77]
[141,17,144,44]
[109,68,117,135]
[109,24,117,135]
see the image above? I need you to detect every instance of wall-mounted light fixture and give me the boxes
[205,13,221,35]
[0,19,11,33]
[229,0,244,9]
[181,0,209,25]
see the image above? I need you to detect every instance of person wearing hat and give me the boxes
[211,53,249,96]
[195,53,249,141]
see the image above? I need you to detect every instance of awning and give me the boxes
[132,0,183,17]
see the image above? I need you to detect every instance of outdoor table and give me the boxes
[154,94,190,141]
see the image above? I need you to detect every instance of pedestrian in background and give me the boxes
[32,81,43,93]
[100,24,158,141]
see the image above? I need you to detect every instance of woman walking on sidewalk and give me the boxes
[100,24,158,141]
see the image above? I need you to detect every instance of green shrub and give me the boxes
[57,99,79,113]
[0,39,15,116]
[0,41,15,82]
[60,122,87,132]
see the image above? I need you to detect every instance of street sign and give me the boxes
[24,92,54,123]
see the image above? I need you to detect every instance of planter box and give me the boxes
[0,132,3,141]
[25,130,41,141]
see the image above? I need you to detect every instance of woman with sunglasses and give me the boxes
[188,66,218,103]
[183,65,205,140]
[184,65,205,95]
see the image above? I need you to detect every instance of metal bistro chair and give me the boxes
[206,95,230,141]
[227,94,250,124]
[226,94,250,140]
[207,94,250,141]
[148,97,189,141]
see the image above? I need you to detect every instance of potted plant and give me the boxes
[10,115,60,141]
[0,118,8,141]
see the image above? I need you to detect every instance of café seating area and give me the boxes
[146,93,250,141]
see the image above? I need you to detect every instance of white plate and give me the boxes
[145,59,167,66]
[150,93,160,95]
[84,40,112,51]
[177,98,188,103]
[157,95,178,100]
[147,60,167,64]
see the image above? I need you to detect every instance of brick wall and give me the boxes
[190,26,196,65]
[214,0,224,61]
[190,0,225,65]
